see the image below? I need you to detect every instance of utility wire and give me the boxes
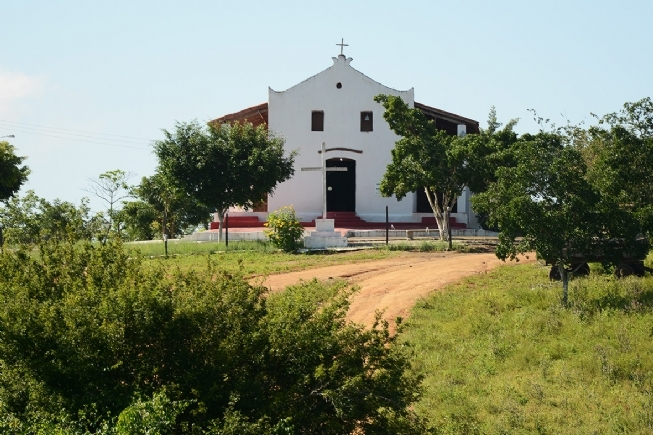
[5,127,151,150]
[0,119,154,142]
[0,122,152,146]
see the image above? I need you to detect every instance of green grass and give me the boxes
[125,241,403,276]
[127,238,480,276]
[375,240,472,253]
[124,239,278,257]
[402,262,653,434]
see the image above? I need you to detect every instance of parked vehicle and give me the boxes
[546,237,652,280]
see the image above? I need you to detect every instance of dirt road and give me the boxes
[260,251,534,329]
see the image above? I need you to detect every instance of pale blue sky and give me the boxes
[1,0,651,212]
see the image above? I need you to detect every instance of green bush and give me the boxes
[0,238,422,434]
[264,206,304,252]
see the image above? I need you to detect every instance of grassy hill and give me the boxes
[402,263,653,434]
[129,242,653,433]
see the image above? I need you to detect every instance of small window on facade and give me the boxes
[360,111,373,132]
[312,111,324,131]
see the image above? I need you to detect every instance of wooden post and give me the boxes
[385,206,389,245]
[225,213,229,250]
[447,206,452,250]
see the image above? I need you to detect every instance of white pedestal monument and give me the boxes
[301,142,349,249]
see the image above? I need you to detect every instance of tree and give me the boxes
[84,169,133,240]
[120,199,159,241]
[374,95,517,248]
[128,172,210,255]
[472,130,645,303]
[0,141,29,201]
[0,190,102,245]
[153,120,296,241]
[580,97,653,237]
[0,140,30,249]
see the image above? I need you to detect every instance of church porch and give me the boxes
[210,211,466,231]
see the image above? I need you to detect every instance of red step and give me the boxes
[210,216,265,230]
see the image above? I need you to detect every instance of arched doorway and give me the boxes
[326,158,355,212]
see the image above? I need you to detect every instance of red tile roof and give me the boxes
[211,101,479,134]
[210,102,268,128]
[415,102,480,133]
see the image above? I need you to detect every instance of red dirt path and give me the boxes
[260,251,535,330]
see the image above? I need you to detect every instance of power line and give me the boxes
[0,122,152,146]
[0,118,155,142]
[6,128,151,150]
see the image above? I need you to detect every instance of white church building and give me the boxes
[212,49,481,229]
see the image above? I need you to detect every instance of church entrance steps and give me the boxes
[209,216,265,230]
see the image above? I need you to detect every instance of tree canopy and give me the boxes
[0,190,102,246]
[0,141,29,202]
[472,99,653,302]
[0,141,30,248]
[580,97,653,237]
[84,169,133,240]
[122,173,210,254]
[374,95,517,247]
[153,120,296,240]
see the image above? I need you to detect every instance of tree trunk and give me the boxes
[559,263,569,306]
[424,187,457,249]
[424,187,447,242]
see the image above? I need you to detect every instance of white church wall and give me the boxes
[268,55,416,222]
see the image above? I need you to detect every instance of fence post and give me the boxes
[385,206,389,245]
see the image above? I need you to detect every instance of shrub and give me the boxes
[0,238,422,433]
[264,206,304,252]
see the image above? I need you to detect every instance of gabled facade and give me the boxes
[212,54,480,228]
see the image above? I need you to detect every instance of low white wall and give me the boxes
[184,231,269,242]
[345,229,498,238]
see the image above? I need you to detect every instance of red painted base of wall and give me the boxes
[211,212,466,230]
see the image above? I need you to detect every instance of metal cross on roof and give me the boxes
[336,38,348,55]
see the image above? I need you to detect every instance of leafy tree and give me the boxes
[0,190,102,245]
[130,172,210,255]
[120,199,159,241]
[580,97,653,236]
[84,169,133,240]
[374,95,516,248]
[0,238,422,433]
[153,120,296,241]
[0,141,29,201]
[472,131,645,303]
[0,189,40,245]
[0,140,30,249]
